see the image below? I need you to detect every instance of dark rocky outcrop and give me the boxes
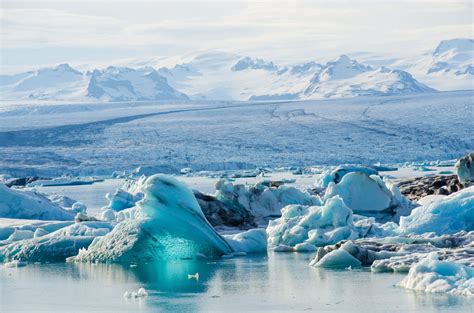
[396,175,464,201]
[194,191,257,229]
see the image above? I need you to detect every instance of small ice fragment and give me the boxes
[123,287,148,298]
[4,260,27,268]
[188,273,200,280]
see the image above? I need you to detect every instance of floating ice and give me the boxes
[398,252,474,296]
[0,222,113,263]
[4,260,27,268]
[398,186,474,235]
[0,184,75,221]
[310,249,361,269]
[103,188,142,212]
[72,175,234,263]
[215,179,320,221]
[267,196,359,250]
[188,273,200,280]
[123,287,148,298]
[455,152,474,186]
[325,173,391,211]
[71,202,87,214]
[224,229,267,253]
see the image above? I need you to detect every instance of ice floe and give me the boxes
[398,252,474,296]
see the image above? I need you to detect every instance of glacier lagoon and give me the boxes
[2,253,472,313]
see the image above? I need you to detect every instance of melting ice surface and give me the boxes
[1,253,473,313]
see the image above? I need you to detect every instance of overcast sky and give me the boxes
[1,0,472,72]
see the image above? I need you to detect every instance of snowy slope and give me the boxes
[390,39,473,91]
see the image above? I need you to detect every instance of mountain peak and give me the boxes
[433,39,474,56]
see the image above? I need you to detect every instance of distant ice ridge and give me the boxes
[398,252,474,296]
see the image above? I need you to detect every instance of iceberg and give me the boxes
[398,252,474,296]
[324,172,412,221]
[72,174,234,263]
[0,222,113,263]
[0,184,75,221]
[267,196,359,250]
[398,186,474,235]
[215,179,320,222]
[310,249,361,269]
[224,229,267,254]
[455,152,474,186]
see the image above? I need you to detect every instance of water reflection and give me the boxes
[1,254,472,313]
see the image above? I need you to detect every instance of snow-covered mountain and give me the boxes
[390,39,473,91]
[3,39,472,102]
[87,67,188,101]
[0,65,187,102]
[300,56,434,99]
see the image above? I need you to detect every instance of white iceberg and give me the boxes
[310,249,362,269]
[72,174,234,263]
[0,184,75,221]
[324,172,411,221]
[224,228,267,254]
[398,252,474,296]
[267,196,359,250]
[215,179,320,222]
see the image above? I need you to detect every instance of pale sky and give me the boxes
[0,0,472,72]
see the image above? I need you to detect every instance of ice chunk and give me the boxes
[71,202,87,214]
[398,186,474,235]
[215,180,320,221]
[7,229,34,241]
[0,222,113,263]
[103,188,142,212]
[324,172,392,213]
[455,152,474,186]
[0,184,74,221]
[33,228,49,238]
[101,209,117,221]
[224,229,267,253]
[398,252,474,296]
[310,249,362,268]
[72,175,234,263]
[267,196,358,249]
[4,260,27,268]
[123,287,148,298]
[187,273,200,280]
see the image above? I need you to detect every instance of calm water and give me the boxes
[1,253,472,313]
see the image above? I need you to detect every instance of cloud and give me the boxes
[0,0,471,69]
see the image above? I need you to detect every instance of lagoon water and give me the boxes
[1,253,472,313]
